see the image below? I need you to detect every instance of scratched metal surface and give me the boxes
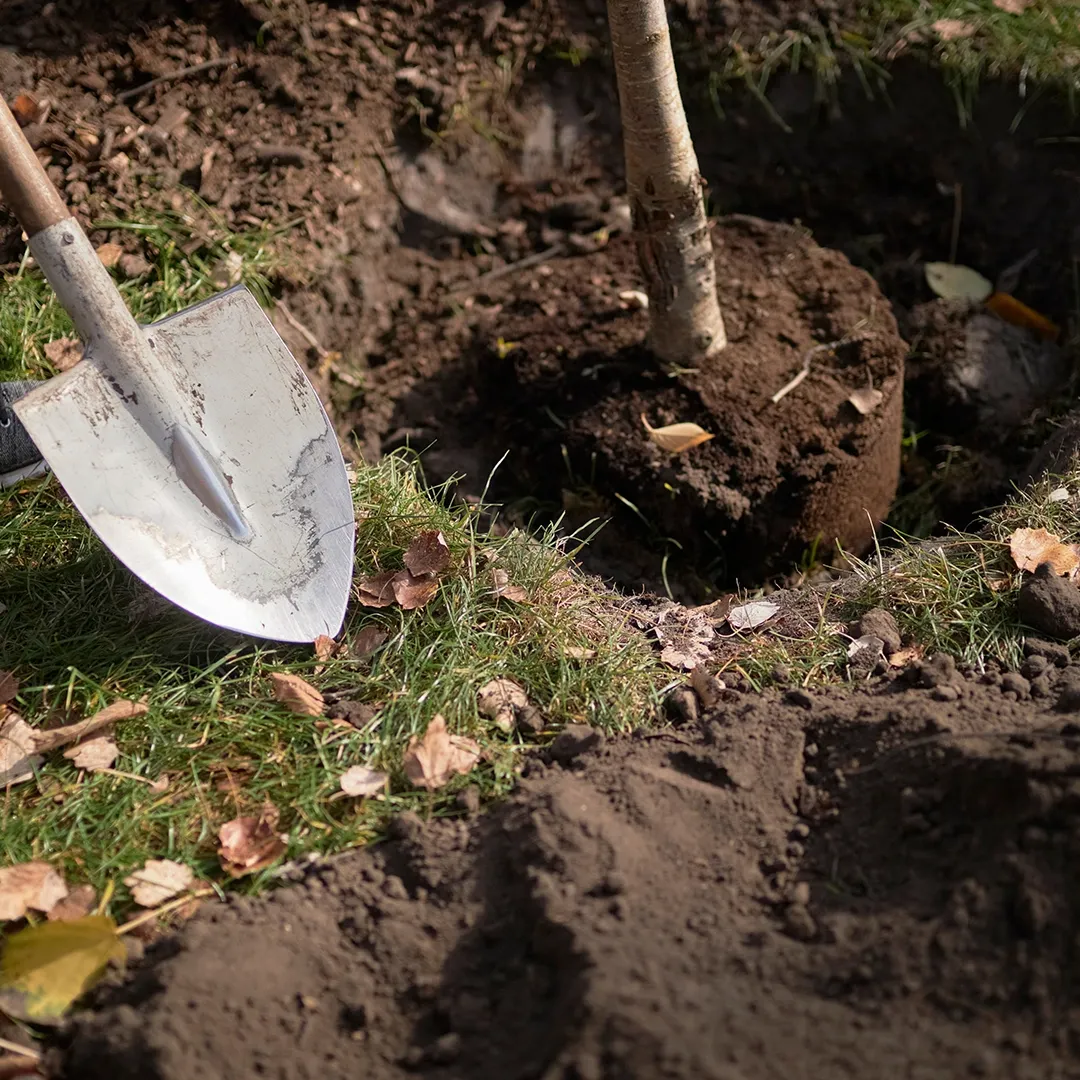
[14,220,355,642]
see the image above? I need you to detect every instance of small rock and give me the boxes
[1017,563,1080,640]
[932,685,959,702]
[791,881,811,905]
[850,608,902,655]
[1001,671,1031,699]
[514,704,545,736]
[770,664,792,686]
[386,812,424,843]
[429,1033,462,1064]
[784,688,814,710]
[1030,674,1052,698]
[1024,637,1070,667]
[791,822,810,839]
[1020,654,1049,679]
[118,252,153,278]
[783,903,817,941]
[549,724,603,765]
[381,875,409,900]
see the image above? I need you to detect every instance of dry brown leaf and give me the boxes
[350,625,389,659]
[847,387,883,416]
[148,774,171,794]
[993,0,1032,12]
[339,765,388,797]
[43,337,83,372]
[932,17,977,39]
[0,672,17,706]
[46,884,96,922]
[95,243,123,269]
[63,733,118,772]
[313,635,338,662]
[1008,527,1080,576]
[0,714,41,787]
[492,569,529,603]
[403,715,481,791]
[218,803,287,878]
[477,678,529,733]
[888,644,924,669]
[356,569,399,608]
[403,530,450,577]
[392,570,439,610]
[270,672,324,717]
[563,646,597,661]
[0,862,68,922]
[640,413,715,454]
[123,859,195,907]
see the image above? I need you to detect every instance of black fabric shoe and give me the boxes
[0,382,47,488]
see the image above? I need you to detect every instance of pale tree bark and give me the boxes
[607,0,726,365]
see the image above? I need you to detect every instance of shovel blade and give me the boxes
[14,286,355,642]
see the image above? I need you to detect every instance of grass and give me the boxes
[689,0,1080,125]
[0,209,666,918]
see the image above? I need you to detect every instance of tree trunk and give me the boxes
[607,0,726,365]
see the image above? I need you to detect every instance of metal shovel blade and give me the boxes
[14,286,355,642]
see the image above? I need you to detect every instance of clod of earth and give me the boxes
[403,715,481,791]
[477,678,529,733]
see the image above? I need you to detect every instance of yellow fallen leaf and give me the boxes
[0,915,125,1023]
[924,262,993,302]
[1008,527,1080,576]
[270,672,324,717]
[403,715,481,791]
[0,863,68,922]
[640,414,715,454]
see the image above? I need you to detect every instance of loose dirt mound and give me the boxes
[56,664,1080,1079]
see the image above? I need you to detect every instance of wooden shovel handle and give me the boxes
[0,95,70,237]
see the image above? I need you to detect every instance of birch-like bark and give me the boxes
[607,0,726,364]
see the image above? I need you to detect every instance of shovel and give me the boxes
[0,96,355,643]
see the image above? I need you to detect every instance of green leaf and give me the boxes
[0,915,125,1023]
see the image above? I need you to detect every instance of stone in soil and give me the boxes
[1018,562,1080,640]
[56,676,1080,1080]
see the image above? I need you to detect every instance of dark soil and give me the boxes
[53,663,1080,1080]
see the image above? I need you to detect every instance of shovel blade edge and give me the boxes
[14,287,355,642]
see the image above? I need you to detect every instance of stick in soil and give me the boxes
[770,321,869,404]
[117,57,234,102]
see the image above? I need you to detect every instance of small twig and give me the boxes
[770,321,869,405]
[0,1041,38,1063]
[276,303,363,389]
[117,57,234,102]
[448,244,565,298]
[116,888,216,936]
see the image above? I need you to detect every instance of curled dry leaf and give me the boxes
[0,714,41,787]
[123,860,195,908]
[993,0,1032,12]
[562,646,596,661]
[492,568,528,603]
[403,715,481,791]
[350,624,389,659]
[403,530,450,577]
[63,733,118,772]
[847,387,883,416]
[339,765,388,798]
[218,803,287,878]
[640,413,715,454]
[477,678,529,733]
[47,884,96,923]
[356,570,399,608]
[270,672,324,717]
[313,635,338,663]
[392,570,439,611]
[43,337,83,372]
[0,862,68,922]
[1008,527,1080,576]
